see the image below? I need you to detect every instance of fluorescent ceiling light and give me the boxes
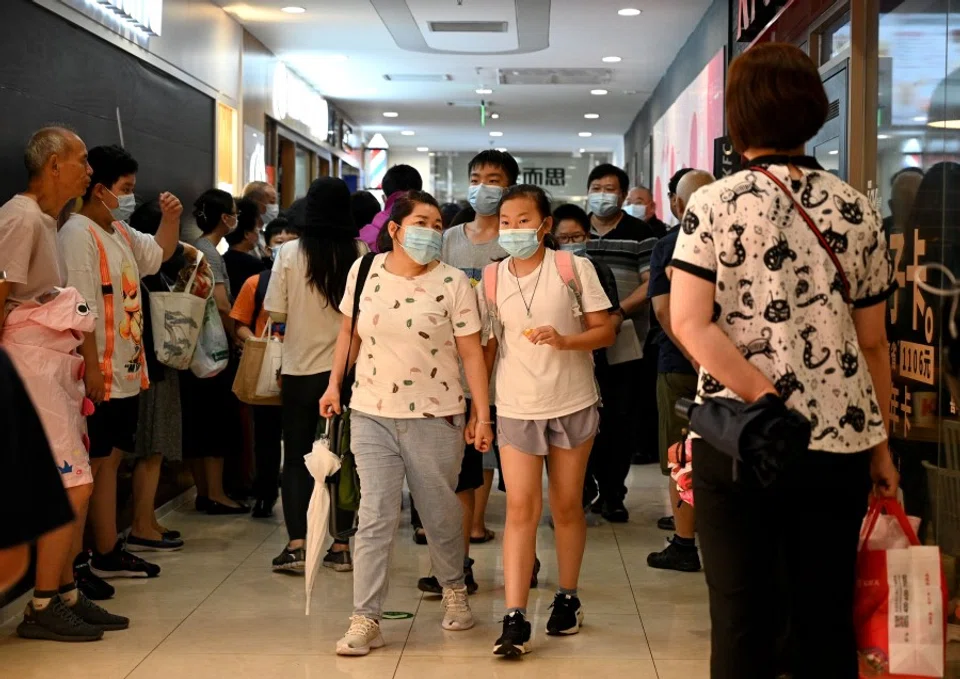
[828,149,839,155]
[401,130,415,136]
[491,113,500,119]
[877,134,891,140]
[913,115,928,122]
[927,119,960,129]
[618,8,641,16]
[578,132,593,138]
[281,6,306,13]
[476,88,494,94]
[590,89,608,96]
[489,131,504,137]
[584,113,600,119]
[383,112,399,118]
[416,146,429,152]
[578,148,586,153]
[602,56,622,63]
[495,147,507,152]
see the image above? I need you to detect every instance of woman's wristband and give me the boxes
[477,420,494,426]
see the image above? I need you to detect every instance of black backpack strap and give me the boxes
[341,252,376,404]
[251,270,272,331]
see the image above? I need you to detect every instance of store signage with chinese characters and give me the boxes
[520,167,567,188]
[75,0,163,36]
[736,0,789,42]
[272,62,329,143]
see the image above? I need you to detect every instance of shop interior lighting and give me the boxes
[618,8,642,16]
[383,112,399,117]
[401,130,415,136]
[584,113,600,119]
[489,131,504,137]
[579,132,593,137]
[281,6,306,13]
[591,89,608,96]
[602,56,622,63]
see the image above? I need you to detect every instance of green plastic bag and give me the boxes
[317,411,360,513]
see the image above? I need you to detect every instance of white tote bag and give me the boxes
[149,253,207,370]
[189,297,230,378]
[255,325,283,398]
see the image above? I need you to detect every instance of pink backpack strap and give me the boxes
[553,249,582,294]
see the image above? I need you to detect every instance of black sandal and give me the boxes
[413,528,428,545]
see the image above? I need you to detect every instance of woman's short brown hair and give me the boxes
[726,43,829,153]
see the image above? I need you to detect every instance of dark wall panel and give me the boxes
[0,1,213,208]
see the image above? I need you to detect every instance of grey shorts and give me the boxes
[497,404,600,456]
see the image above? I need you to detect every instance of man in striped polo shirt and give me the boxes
[583,164,659,523]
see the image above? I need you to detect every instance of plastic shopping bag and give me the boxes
[149,253,207,370]
[189,297,229,378]
[855,497,946,678]
[255,331,282,399]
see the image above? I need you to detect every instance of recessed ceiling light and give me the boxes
[382,111,399,118]
[602,56,622,63]
[590,89,608,96]
[428,152,436,156]
[584,113,600,119]
[495,147,508,152]
[491,113,500,119]
[913,115,928,122]
[476,88,493,95]
[618,8,641,16]
[401,130,415,136]
[416,146,429,152]
[828,149,839,155]
[489,131,504,137]
[877,134,891,140]
[282,6,306,13]
[579,132,593,137]
[578,148,586,153]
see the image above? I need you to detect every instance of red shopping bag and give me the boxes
[855,497,946,678]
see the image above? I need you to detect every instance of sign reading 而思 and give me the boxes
[520,167,567,188]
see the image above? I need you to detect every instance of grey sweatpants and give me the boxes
[351,412,467,619]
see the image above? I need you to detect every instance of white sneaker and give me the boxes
[441,586,475,631]
[336,615,385,656]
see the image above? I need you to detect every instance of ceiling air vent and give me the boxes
[826,99,841,121]
[383,73,453,83]
[428,21,508,33]
[498,68,613,86]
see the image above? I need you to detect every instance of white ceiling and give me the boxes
[218,0,712,154]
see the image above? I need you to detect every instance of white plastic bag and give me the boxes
[255,328,282,398]
[149,253,207,370]
[189,297,229,378]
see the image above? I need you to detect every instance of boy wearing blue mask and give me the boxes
[60,145,183,583]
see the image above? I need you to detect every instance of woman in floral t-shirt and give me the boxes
[321,191,493,656]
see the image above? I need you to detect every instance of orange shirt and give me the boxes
[230,273,270,337]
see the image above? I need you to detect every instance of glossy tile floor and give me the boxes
[0,464,710,678]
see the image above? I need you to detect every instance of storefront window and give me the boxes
[872,0,960,658]
[216,102,238,195]
[820,9,851,63]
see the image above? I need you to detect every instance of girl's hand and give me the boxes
[465,412,478,445]
[526,325,567,349]
[871,444,900,498]
[319,386,341,417]
[474,422,494,453]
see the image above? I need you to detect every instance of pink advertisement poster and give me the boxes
[651,49,726,220]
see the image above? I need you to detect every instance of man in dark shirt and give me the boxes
[583,164,658,522]
[625,185,669,238]
[223,198,268,302]
[646,169,714,573]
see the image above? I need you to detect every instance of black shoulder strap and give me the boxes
[342,252,376,404]
[251,270,272,331]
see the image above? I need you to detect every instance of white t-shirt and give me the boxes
[339,253,482,419]
[479,249,611,419]
[59,214,163,399]
[264,239,366,376]
[0,195,65,306]
[671,161,896,453]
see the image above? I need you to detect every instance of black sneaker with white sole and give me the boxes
[16,598,103,642]
[322,548,353,572]
[272,546,306,573]
[71,593,130,631]
[418,558,479,595]
[74,554,115,600]
[546,593,584,636]
[647,539,702,572]
[126,534,184,552]
[493,611,531,657]
[91,542,161,579]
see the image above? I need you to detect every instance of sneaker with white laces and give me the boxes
[336,615,385,656]
[441,586,474,631]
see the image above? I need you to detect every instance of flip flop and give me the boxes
[470,529,495,544]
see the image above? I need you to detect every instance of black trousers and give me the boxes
[693,439,872,679]
[591,359,642,503]
[252,405,283,503]
[280,373,329,542]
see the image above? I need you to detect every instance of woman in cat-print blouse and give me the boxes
[669,44,899,679]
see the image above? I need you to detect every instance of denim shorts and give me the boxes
[496,403,600,456]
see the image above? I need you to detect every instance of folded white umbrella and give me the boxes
[303,434,342,615]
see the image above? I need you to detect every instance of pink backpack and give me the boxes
[481,249,585,344]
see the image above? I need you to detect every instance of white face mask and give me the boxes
[624,203,647,220]
[263,203,280,224]
[102,189,136,223]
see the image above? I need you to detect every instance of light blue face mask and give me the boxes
[104,190,136,223]
[498,223,544,260]
[560,242,588,256]
[623,203,647,220]
[401,225,442,265]
[467,184,504,216]
[587,191,620,218]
